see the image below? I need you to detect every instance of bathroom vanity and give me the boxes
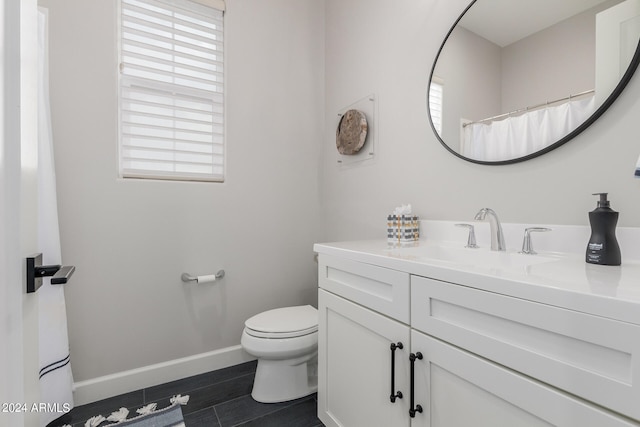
[314,222,640,426]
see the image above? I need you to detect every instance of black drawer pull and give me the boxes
[409,352,423,418]
[390,342,404,403]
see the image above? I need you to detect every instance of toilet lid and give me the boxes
[245,305,318,338]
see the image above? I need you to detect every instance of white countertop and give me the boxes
[314,238,640,326]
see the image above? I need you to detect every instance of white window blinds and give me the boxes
[119,0,224,182]
[429,78,443,135]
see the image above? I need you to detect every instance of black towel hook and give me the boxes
[26,253,75,293]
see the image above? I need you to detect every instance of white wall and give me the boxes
[322,0,640,243]
[40,0,324,382]
[41,0,640,392]
[436,26,501,147]
[501,2,613,111]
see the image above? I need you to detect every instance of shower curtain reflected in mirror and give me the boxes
[461,95,596,162]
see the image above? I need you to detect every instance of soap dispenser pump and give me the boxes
[586,193,621,266]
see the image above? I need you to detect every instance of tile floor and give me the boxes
[47,360,324,427]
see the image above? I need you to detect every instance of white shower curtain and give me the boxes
[38,9,74,426]
[461,95,596,161]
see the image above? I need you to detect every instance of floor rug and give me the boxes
[68,395,189,427]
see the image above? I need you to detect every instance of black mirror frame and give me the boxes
[427,0,640,165]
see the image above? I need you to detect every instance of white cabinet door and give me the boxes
[410,330,639,427]
[319,289,411,427]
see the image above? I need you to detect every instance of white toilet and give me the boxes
[241,305,318,403]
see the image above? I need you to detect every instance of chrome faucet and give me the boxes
[474,208,506,251]
[520,227,551,255]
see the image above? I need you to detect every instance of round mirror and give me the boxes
[428,0,640,164]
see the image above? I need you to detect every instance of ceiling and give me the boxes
[460,0,617,47]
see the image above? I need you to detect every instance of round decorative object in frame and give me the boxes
[336,109,368,155]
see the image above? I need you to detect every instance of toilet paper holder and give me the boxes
[181,270,225,283]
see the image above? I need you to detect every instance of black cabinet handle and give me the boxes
[389,342,404,403]
[409,352,423,418]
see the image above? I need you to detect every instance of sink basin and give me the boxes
[386,243,559,270]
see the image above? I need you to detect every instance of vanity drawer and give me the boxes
[318,254,410,323]
[411,275,640,422]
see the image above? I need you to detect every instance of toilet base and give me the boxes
[251,353,318,403]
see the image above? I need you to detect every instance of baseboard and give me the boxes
[73,345,256,406]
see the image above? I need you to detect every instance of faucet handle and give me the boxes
[455,223,479,248]
[520,227,551,255]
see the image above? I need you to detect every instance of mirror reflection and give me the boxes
[429,0,640,163]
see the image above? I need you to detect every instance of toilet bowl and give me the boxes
[241,305,318,403]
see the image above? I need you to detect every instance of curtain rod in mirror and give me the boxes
[462,89,595,127]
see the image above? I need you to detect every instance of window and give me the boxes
[429,77,443,136]
[119,0,225,182]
